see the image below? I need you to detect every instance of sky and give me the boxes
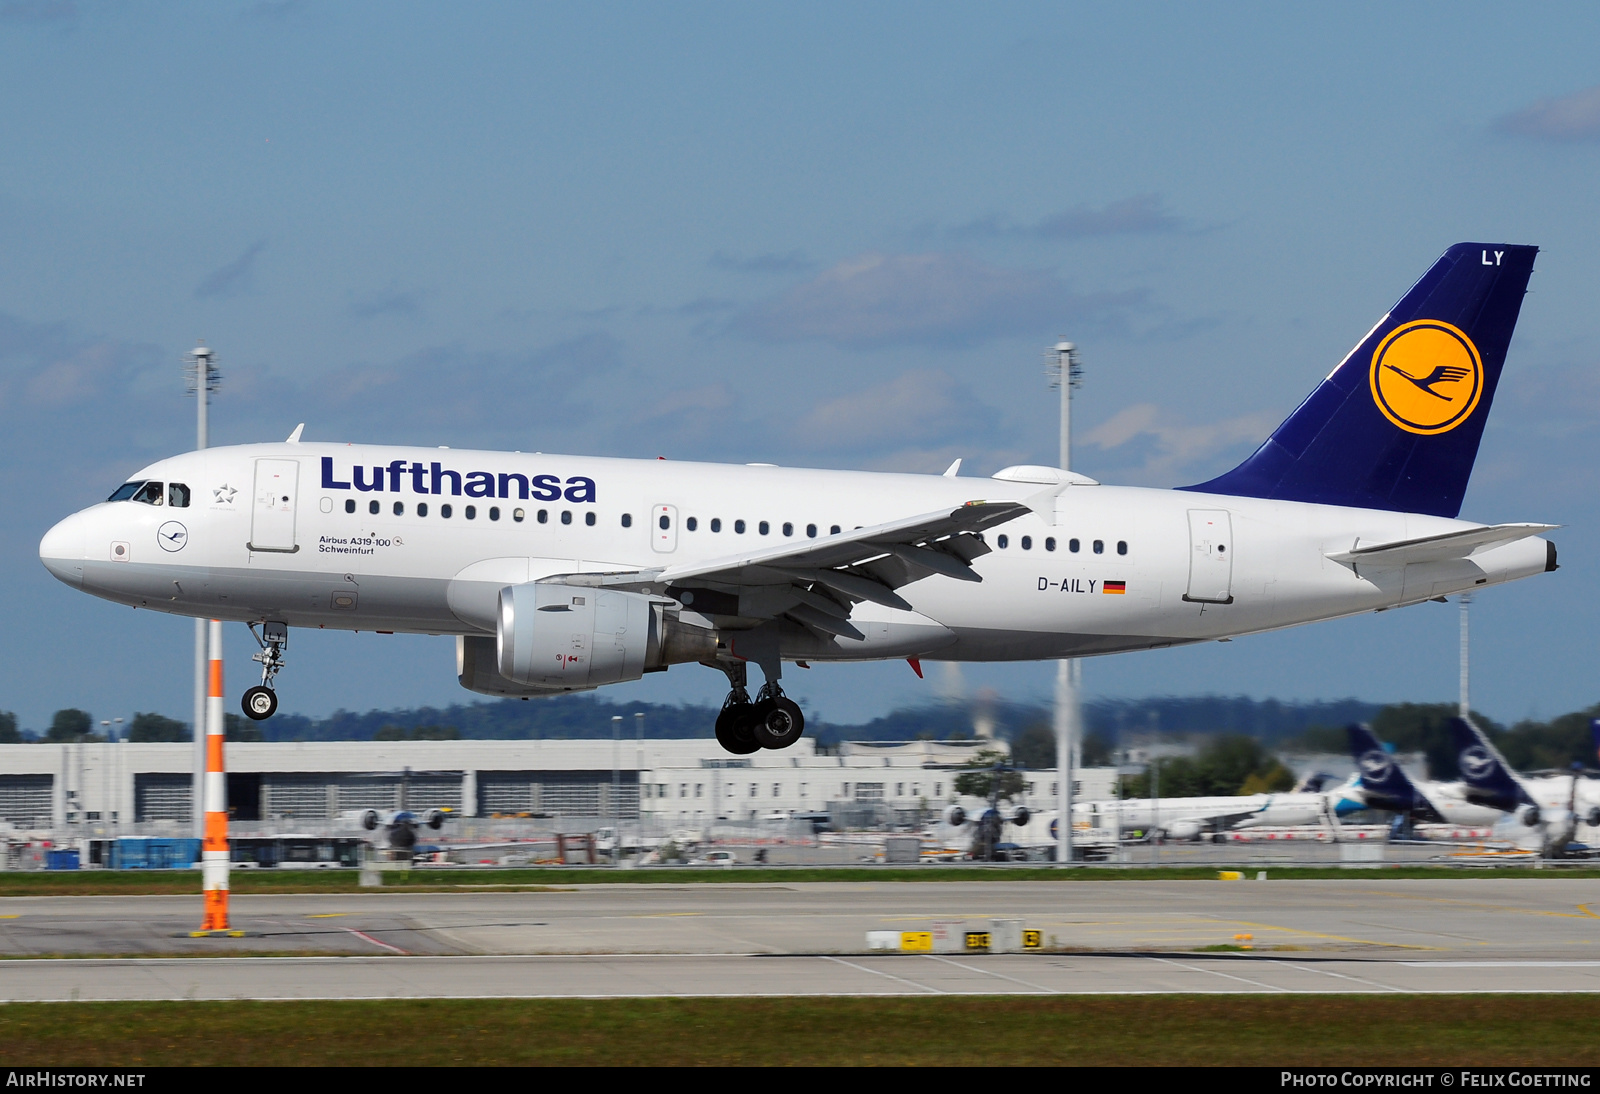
[3,2,1600,733]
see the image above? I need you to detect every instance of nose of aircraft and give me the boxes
[39,510,89,586]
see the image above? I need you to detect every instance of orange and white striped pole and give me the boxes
[200,618,229,931]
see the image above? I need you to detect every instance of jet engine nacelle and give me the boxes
[1585,807,1600,829]
[422,808,447,830]
[1011,807,1031,827]
[1165,819,1205,840]
[943,805,966,827]
[1517,804,1542,827]
[337,808,383,831]
[496,583,717,690]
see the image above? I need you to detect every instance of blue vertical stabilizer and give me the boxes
[1347,724,1440,821]
[1184,244,1537,518]
[1449,717,1535,813]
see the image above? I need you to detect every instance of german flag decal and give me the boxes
[1104,581,1126,595]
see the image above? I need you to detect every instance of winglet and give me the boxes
[286,423,305,444]
[942,459,962,478]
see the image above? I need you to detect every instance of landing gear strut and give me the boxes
[242,621,288,721]
[708,658,804,753]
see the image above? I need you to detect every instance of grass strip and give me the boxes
[0,864,1599,896]
[0,995,1594,1066]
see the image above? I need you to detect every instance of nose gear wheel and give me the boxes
[243,621,289,722]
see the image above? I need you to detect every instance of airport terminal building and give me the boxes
[0,738,1115,833]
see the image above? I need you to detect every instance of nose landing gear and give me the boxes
[242,621,288,721]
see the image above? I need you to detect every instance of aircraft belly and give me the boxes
[76,560,461,634]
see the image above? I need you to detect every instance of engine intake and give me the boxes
[497,583,717,689]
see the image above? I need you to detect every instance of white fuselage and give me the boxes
[39,441,1554,676]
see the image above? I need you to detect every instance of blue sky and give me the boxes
[3,2,1600,732]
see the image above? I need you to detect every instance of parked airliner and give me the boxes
[39,243,1556,753]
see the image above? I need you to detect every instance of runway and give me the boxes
[3,878,1599,998]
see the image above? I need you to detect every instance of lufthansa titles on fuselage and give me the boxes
[319,457,596,503]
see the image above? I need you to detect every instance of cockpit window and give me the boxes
[167,483,190,508]
[130,481,164,506]
[107,482,145,502]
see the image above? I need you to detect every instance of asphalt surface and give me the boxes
[3,878,1598,998]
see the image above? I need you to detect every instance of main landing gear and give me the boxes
[711,660,804,753]
[241,621,288,721]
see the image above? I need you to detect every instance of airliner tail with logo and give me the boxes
[40,243,1556,753]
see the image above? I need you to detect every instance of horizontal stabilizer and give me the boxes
[1326,523,1555,568]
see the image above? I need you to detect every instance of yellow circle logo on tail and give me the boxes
[1369,320,1483,435]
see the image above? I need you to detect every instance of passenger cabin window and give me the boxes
[465,505,477,520]
[621,513,632,528]
[1069,538,1080,553]
[758,521,769,535]
[585,511,595,526]
[167,483,190,508]
[369,500,380,515]
[1045,537,1056,551]
[685,516,697,531]
[1093,539,1104,554]
[418,502,429,517]
[1020,536,1032,550]
[131,481,164,506]
[490,507,500,521]
[830,525,841,535]
[1117,540,1128,555]
[561,510,571,525]
[513,508,525,522]
[806,524,817,538]
[997,534,1009,549]
[441,504,453,519]
[393,501,404,516]
[735,519,746,534]
[782,522,793,536]
[710,518,722,532]
[107,481,145,503]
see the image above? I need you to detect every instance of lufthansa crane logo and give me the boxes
[1459,745,1496,780]
[157,521,189,552]
[1369,320,1483,435]
[1357,750,1394,782]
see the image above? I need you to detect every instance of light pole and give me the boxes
[1048,341,1084,868]
[186,343,220,839]
[1459,593,1472,719]
[611,715,622,865]
[634,711,645,845]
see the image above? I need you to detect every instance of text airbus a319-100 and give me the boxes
[40,244,1557,754]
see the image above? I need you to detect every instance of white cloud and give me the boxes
[958,194,1185,239]
[790,370,1000,450]
[733,251,1146,348]
[1081,402,1275,486]
[1495,85,1600,141]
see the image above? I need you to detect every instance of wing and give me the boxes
[538,497,1038,640]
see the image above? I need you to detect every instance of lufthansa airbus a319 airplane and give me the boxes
[40,243,1557,754]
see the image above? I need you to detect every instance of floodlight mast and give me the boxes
[1047,340,1083,868]
[185,344,220,840]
